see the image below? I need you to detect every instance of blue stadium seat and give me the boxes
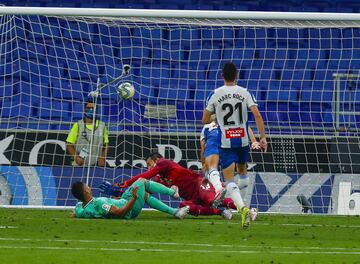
[267,81,299,102]
[322,109,334,126]
[169,48,187,61]
[354,90,360,109]
[176,101,204,122]
[193,89,207,101]
[62,21,94,42]
[158,87,177,100]
[183,4,214,10]
[17,41,46,60]
[109,99,142,123]
[263,106,290,124]
[170,28,198,41]
[32,22,62,39]
[82,44,114,66]
[0,79,20,97]
[35,99,69,120]
[67,60,98,81]
[48,42,79,66]
[153,48,170,61]
[51,79,83,101]
[0,100,34,119]
[119,46,132,60]
[69,102,84,121]
[291,70,313,90]
[21,81,50,103]
[92,24,130,46]
[300,85,333,105]
[293,50,309,69]
[201,28,234,40]
[132,28,162,46]
[137,84,155,99]
[138,66,152,85]
[328,49,352,69]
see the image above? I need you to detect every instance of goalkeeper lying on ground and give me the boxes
[71,178,189,219]
[99,152,235,221]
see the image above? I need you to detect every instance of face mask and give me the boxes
[84,108,95,119]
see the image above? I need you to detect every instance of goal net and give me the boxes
[0,7,359,215]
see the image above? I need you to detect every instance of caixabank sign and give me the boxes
[0,131,359,215]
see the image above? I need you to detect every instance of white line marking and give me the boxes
[0,245,359,255]
[17,217,360,229]
[17,166,43,206]
[0,237,359,252]
[0,226,17,229]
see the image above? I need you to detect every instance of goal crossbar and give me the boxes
[1,6,360,21]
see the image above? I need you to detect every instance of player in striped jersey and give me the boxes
[202,62,267,228]
[200,120,260,221]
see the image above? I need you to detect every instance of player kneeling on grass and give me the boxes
[71,178,189,219]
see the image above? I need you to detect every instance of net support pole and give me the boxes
[85,78,100,185]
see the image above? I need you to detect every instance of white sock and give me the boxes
[225,181,245,211]
[207,168,223,193]
[235,174,249,201]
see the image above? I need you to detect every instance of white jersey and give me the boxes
[206,85,257,148]
[200,121,218,142]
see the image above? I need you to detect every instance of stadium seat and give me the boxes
[267,81,299,102]
[0,79,20,97]
[328,49,352,69]
[69,101,84,121]
[48,43,79,66]
[153,47,171,62]
[110,99,142,123]
[0,100,34,119]
[35,100,70,120]
[62,21,94,42]
[21,82,51,103]
[176,101,204,122]
[132,28,162,46]
[263,108,289,124]
[82,44,113,66]
[67,60,99,81]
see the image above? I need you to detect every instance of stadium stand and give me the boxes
[0,0,359,133]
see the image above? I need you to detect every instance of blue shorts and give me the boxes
[219,145,250,169]
[204,141,220,158]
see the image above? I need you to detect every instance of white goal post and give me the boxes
[0,7,359,215]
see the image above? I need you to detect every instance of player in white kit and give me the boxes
[200,118,261,221]
[202,62,267,228]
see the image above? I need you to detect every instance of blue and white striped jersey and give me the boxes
[206,85,257,148]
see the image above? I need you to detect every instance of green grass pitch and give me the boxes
[0,209,359,264]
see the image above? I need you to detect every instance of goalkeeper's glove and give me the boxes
[98,181,123,196]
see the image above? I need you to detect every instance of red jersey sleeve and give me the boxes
[123,159,169,186]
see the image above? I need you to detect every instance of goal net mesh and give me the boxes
[0,11,359,214]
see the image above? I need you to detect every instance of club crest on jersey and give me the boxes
[225,128,245,138]
[102,204,111,212]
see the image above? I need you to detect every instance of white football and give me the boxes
[117,82,135,100]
